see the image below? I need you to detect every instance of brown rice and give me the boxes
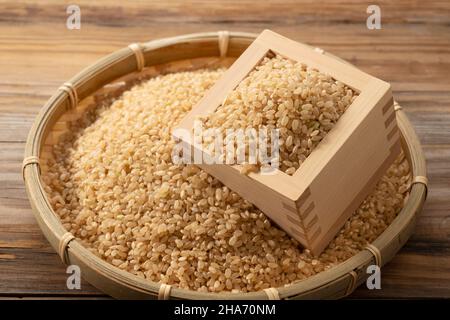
[42,67,411,293]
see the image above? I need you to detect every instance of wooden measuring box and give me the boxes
[174,30,400,255]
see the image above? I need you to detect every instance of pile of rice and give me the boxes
[42,65,411,293]
[199,54,358,174]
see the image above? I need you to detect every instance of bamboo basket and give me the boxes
[23,31,427,300]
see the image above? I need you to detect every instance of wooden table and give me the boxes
[1,0,449,299]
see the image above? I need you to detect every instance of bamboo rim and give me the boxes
[23,31,427,299]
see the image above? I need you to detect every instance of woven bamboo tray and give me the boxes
[23,31,427,300]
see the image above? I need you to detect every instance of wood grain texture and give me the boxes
[0,0,449,299]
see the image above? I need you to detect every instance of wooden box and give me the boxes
[174,30,400,255]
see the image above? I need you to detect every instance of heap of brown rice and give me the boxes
[42,66,411,293]
[199,54,358,174]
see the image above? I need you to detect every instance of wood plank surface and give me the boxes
[0,0,449,299]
